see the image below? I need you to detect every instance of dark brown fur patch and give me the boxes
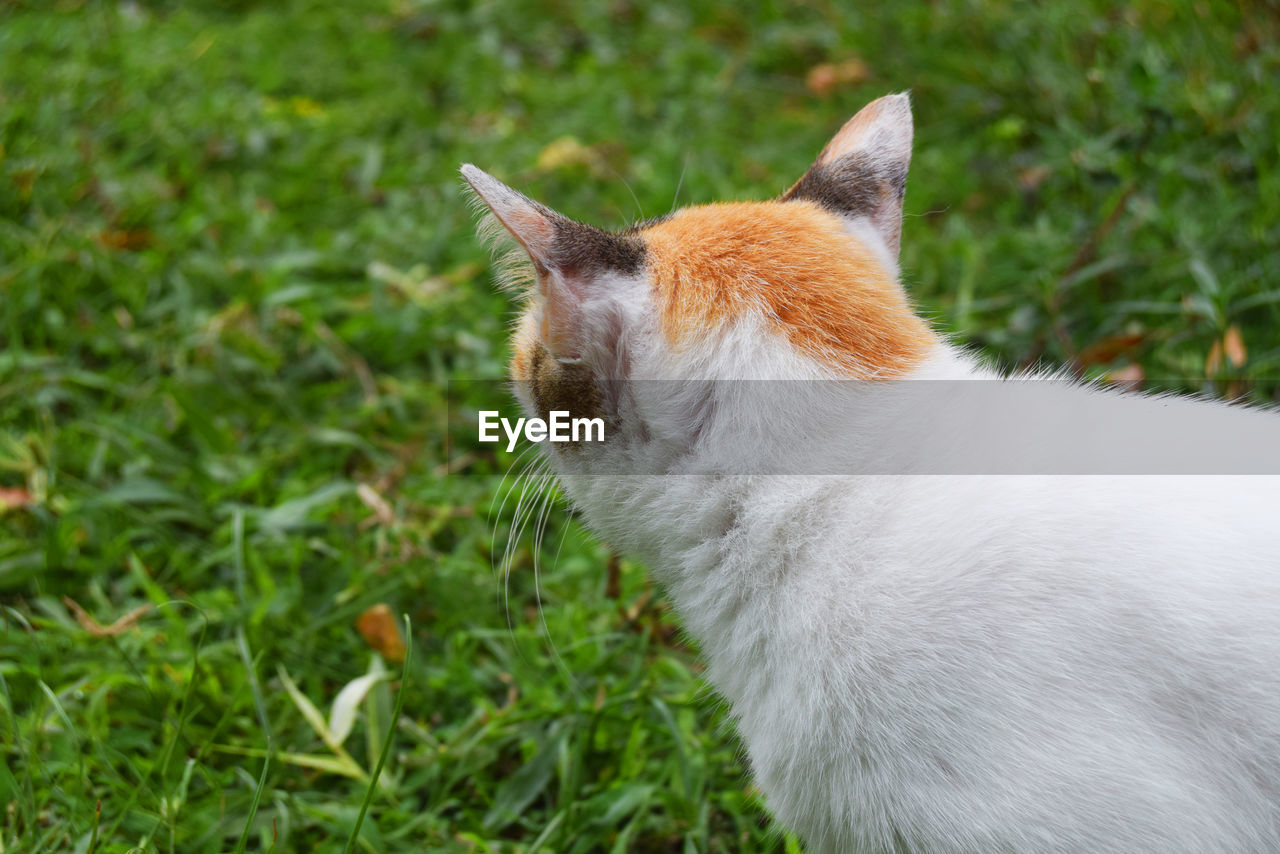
[783,152,907,219]
[552,219,645,277]
[527,343,611,447]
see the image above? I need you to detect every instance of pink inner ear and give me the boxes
[538,275,584,361]
[496,205,557,263]
[821,104,886,163]
[816,94,911,167]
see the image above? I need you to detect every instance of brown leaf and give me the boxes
[533,137,616,177]
[356,603,406,664]
[95,229,154,252]
[1017,165,1052,191]
[1077,333,1146,367]
[1206,326,1248,377]
[604,552,622,600]
[356,483,395,529]
[1205,338,1223,377]
[805,58,869,97]
[1104,363,1145,390]
[1223,325,1247,367]
[497,671,518,711]
[0,487,33,511]
[63,597,153,638]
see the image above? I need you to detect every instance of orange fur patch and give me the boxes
[640,200,937,377]
[509,311,538,382]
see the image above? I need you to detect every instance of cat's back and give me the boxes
[724,472,1280,853]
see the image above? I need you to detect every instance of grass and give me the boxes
[2,0,1278,851]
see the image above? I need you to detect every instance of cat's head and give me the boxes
[463,94,939,474]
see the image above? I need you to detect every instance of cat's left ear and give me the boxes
[783,93,913,260]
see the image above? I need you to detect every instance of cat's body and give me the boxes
[463,94,1280,852]
[566,391,1280,853]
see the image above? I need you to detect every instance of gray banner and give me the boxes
[446,380,1280,475]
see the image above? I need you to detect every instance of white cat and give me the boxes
[463,94,1280,853]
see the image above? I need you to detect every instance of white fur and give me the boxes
[467,111,1280,850]
[518,269,1280,852]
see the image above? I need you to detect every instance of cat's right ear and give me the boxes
[782,93,913,260]
[461,164,644,280]
[460,164,562,274]
[462,165,644,362]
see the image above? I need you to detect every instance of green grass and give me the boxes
[2,0,1278,851]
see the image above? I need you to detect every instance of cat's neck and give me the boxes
[563,338,1275,595]
[557,342,1280,730]
[559,346,978,572]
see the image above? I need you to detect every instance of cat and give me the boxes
[462,94,1280,853]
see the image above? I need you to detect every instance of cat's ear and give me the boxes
[460,164,564,273]
[782,93,913,259]
[461,164,644,277]
[461,164,643,361]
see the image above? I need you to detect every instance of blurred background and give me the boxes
[2,0,1278,851]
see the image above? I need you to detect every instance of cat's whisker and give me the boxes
[487,451,543,651]
[500,457,545,625]
[605,165,645,225]
[488,442,542,580]
[528,474,585,697]
[500,457,556,653]
[669,152,691,215]
[487,440,541,522]
[489,448,544,634]
[483,453,540,581]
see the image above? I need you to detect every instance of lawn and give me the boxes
[2,0,1278,851]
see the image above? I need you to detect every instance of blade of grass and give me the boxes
[232,509,273,854]
[155,605,207,854]
[0,615,36,834]
[231,632,273,852]
[275,666,370,783]
[526,810,566,854]
[87,799,101,854]
[210,745,373,779]
[89,607,208,847]
[343,615,412,854]
[650,696,692,800]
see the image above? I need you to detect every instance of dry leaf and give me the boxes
[1078,333,1146,367]
[605,552,622,600]
[805,58,869,96]
[534,136,609,176]
[1206,326,1247,377]
[0,487,33,511]
[1017,165,1052,191]
[356,603,406,664]
[1205,339,1223,377]
[329,670,389,745]
[95,229,154,252]
[1105,363,1145,389]
[63,597,153,637]
[1223,325,1247,367]
[356,483,395,528]
[497,671,518,711]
